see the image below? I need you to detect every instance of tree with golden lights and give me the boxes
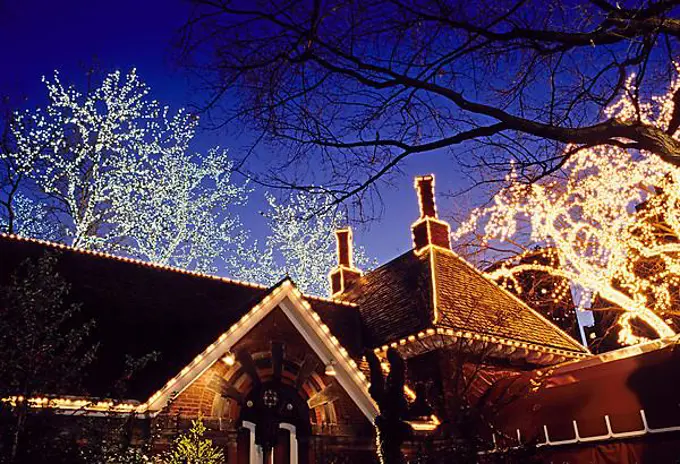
[454,66,680,345]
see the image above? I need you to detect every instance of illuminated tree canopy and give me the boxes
[454,66,680,344]
[0,69,376,286]
[0,70,249,274]
[115,145,249,273]
[237,192,374,296]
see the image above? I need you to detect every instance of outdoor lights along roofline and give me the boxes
[324,360,337,376]
[222,352,236,366]
[372,328,588,361]
[0,233,358,307]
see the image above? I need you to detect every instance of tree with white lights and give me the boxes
[7,70,168,249]
[454,66,680,345]
[1,70,249,273]
[3,69,373,289]
[238,192,374,296]
[116,146,249,273]
[0,193,59,241]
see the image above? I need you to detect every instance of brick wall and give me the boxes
[155,305,376,461]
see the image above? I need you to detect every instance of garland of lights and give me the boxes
[454,64,680,345]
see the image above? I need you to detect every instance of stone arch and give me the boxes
[204,345,341,429]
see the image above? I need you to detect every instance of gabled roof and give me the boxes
[341,245,588,358]
[0,234,364,402]
[143,278,378,420]
[432,247,586,353]
[483,248,581,341]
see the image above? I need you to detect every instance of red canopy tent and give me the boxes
[482,337,680,462]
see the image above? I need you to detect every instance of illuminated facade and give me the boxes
[2,175,679,462]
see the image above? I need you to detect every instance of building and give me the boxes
[1,175,678,463]
[485,247,581,341]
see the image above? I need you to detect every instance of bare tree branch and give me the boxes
[177,0,680,213]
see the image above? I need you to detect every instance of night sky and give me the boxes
[0,0,479,266]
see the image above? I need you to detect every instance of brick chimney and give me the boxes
[329,227,362,296]
[411,175,451,252]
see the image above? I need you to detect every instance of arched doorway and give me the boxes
[238,381,311,464]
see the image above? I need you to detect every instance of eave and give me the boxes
[373,327,589,365]
[2,279,376,421]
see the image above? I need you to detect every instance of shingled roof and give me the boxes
[340,250,433,347]
[341,245,587,356]
[0,234,364,402]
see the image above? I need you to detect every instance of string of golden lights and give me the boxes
[454,64,680,345]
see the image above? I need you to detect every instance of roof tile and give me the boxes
[342,246,586,355]
[432,248,586,353]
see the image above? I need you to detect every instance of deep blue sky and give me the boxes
[0,0,475,266]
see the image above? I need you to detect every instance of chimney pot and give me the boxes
[411,174,451,252]
[336,229,353,267]
[416,175,437,218]
[329,227,362,296]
